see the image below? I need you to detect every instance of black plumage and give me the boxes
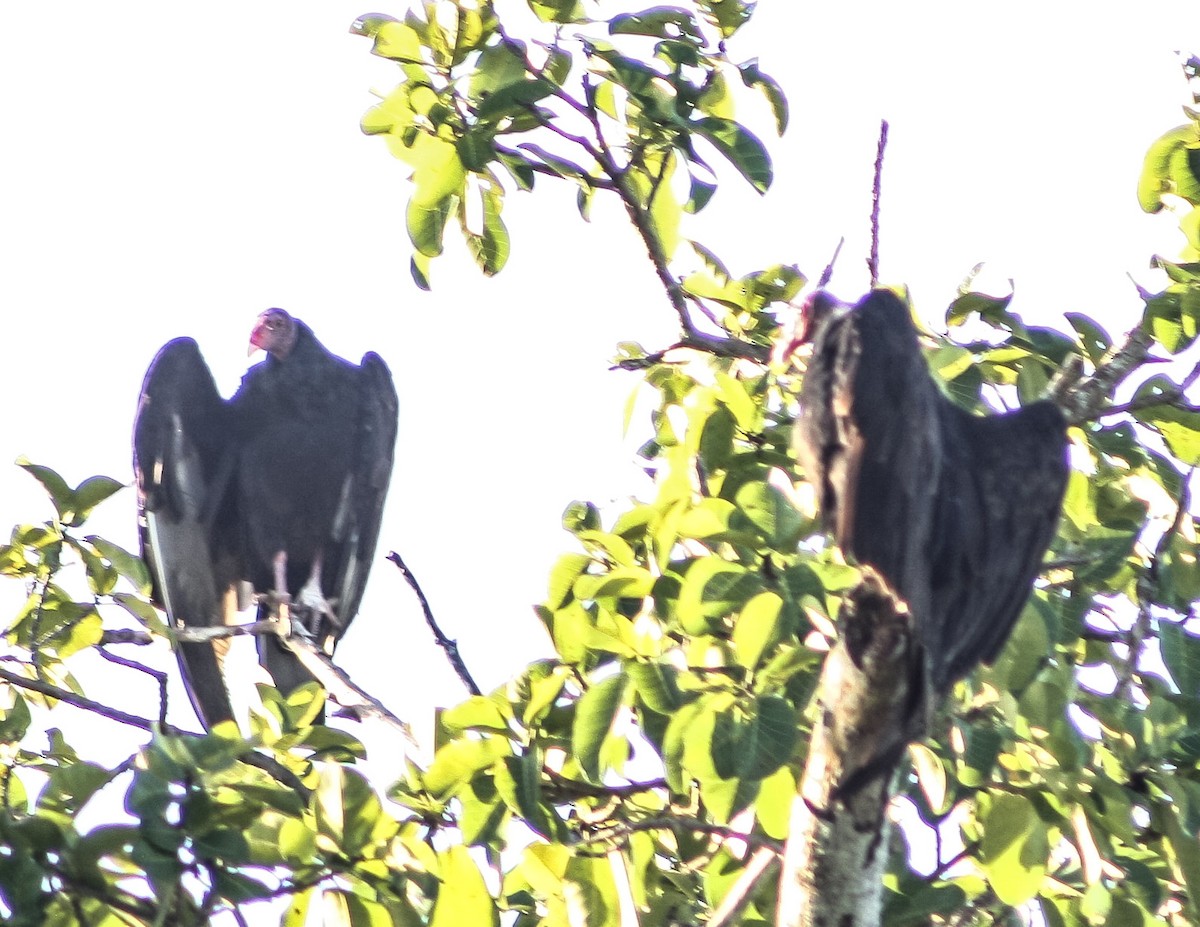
[134,309,398,728]
[792,289,1068,696]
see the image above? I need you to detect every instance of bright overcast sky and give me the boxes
[0,2,1196,765]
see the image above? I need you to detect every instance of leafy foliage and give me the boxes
[3,4,1200,927]
[351,0,781,288]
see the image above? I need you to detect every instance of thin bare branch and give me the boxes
[868,120,889,287]
[100,621,281,647]
[388,550,481,697]
[98,646,169,725]
[709,848,779,927]
[577,814,783,854]
[817,238,845,290]
[0,661,169,732]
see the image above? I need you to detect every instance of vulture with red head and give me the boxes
[134,309,398,728]
[791,289,1069,698]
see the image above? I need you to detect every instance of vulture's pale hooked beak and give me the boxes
[248,325,267,357]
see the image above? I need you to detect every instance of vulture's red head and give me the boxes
[773,291,844,369]
[249,308,299,359]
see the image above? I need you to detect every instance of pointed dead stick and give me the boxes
[269,610,421,751]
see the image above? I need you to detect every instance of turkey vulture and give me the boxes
[134,309,398,728]
[790,289,1068,696]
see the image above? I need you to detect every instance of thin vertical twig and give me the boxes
[868,120,889,287]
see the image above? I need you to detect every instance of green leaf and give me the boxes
[1135,376,1200,465]
[36,762,111,820]
[423,737,510,800]
[526,0,585,24]
[463,176,510,276]
[674,558,760,635]
[441,696,509,734]
[16,458,73,521]
[1159,621,1200,697]
[572,672,629,782]
[610,7,702,41]
[737,59,788,134]
[626,659,682,714]
[663,698,705,792]
[690,117,772,193]
[743,695,799,779]
[564,854,621,927]
[69,476,125,525]
[980,792,1049,906]
[1137,124,1200,212]
[547,552,592,609]
[734,481,804,547]
[314,765,391,856]
[1165,803,1200,921]
[732,591,783,671]
[1065,311,1112,364]
[695,0,755,37]
[86,536,150,592]
[1143,289,1196,354]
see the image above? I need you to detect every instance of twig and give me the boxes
[543,768,668,800]
[387,551,482,697]
[577,814,783,854]
[1078,356,1200,422]
[816,238,844,290]
[709,847,779,927]
[100,621,280,647]
[0,662,168,733]
[868,120,889,287]
[98,647,169,725]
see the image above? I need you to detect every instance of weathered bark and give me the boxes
[776,576,921,927]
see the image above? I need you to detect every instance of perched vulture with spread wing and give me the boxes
[790,289,1068,697]
[134,309,398,728]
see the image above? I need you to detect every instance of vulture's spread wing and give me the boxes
[133,338,241,728]
[325,352,399,631]
[927,401,1068,690]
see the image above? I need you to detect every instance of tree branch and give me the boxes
[387,551,481,697]
[709,847,779,927]
[576,814,783,854]
[868,120,889,287]
[0,661,167,733]
[1059,325,1156,424]
[777,573,920,927]
[97,646,168,725]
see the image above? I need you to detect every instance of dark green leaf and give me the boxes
[690,117,772,193]
[572,672,628,782]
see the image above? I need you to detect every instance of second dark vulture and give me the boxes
[791,289,1069,698]
[134,309,399,728]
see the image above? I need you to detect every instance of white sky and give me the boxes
[0,1,1196,774]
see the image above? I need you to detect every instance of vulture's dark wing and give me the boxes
[795,290,941,617]
[325,352,399,629]
[794,289,1069,696]
[133,338,241,728]
[926,401,1068,691]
